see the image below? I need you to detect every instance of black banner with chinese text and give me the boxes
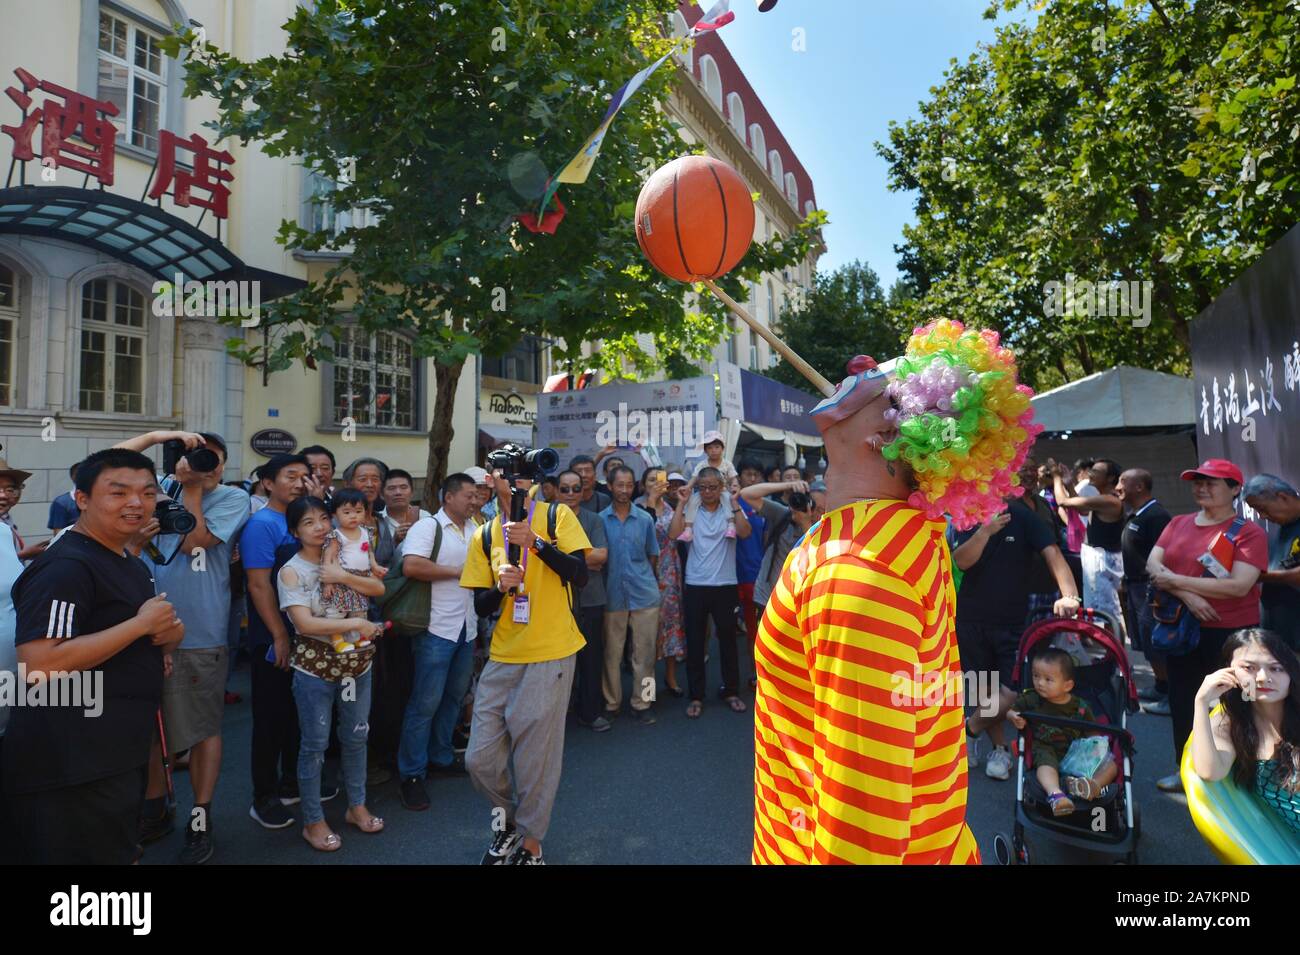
[1189,223,1300,482]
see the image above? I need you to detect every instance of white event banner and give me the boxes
[535,376,718,476]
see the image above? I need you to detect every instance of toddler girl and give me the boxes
[321,488,384,653]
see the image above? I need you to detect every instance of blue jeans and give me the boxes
[397,625,474,778]
[293,667,371,825]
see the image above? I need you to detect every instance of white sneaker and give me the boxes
[965,731,982,770]
[985,746,1012,780]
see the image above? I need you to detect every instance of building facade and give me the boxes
[671,0,821,374]
[0,0,479,541]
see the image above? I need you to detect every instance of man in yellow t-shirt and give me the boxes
[460,470,591,865]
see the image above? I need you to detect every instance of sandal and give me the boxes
[725,695,747,713]
[346,808,385,834]
[303,825,342,852]
[1047,791,1075,817]
[686,700,703,719]
[665,683,685,698]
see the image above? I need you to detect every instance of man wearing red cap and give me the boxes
[752,356,980,864]
[1146,458,1268,792]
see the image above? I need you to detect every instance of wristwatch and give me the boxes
[531,537,545,556]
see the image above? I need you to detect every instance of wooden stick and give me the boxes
[701,279,835,397]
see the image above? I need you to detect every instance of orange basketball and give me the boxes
[634,155,755,283]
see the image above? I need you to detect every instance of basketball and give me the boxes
[634,155,755,283]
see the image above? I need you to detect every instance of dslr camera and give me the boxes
[788,491,812,512]
[155,498,197,535]
[486,443,559,483]
[164,438,220,474]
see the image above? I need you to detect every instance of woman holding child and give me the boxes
[278,496,387,852]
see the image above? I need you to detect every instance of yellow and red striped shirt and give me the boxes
[753,499,980,865]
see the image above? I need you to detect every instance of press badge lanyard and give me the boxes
[510,500,536,624]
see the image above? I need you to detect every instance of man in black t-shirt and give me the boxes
[2,448,184,864]
[1119,469,1172,710]
[948,498,1081,782]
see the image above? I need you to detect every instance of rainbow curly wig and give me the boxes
[881,319,1042,530]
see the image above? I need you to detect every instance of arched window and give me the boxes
[698,55,723,110]
[768,149,784,184]
[749,123,766,163]
[726,92,746,143]
[670,10,692,73]
[804,199,816,219]
[0,263,17,406]
[784,172,799,207]
[78,277,147,413]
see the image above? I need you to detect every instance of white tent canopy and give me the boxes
[1030,366,1194,432]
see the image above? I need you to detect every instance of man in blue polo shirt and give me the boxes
[239,453,311,830]
[600,466,660,724]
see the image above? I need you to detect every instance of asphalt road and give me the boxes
[144,648,1215,865]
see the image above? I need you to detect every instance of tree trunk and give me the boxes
[422,358,466,511]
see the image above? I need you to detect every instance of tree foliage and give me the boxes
[876,0,1300,391]
[768,261,909,390]
[163,0,820,495]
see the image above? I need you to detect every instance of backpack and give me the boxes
[377,519,443,636]
[477,502,572,610]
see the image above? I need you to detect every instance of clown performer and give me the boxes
[752,319,1053,864]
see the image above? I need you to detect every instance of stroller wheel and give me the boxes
[992,833,1012,866]
[1012,827,1030,865]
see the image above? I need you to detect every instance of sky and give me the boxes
[710,0,1026,289]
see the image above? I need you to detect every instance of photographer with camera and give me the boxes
[460,445,591,865]
[2,448,185,864]
[113,430,249,863]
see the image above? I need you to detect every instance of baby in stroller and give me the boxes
[1009,647,1119,816]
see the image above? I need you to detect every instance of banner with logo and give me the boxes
[535,376,717,476]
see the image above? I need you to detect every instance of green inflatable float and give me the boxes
[1179,705,1300,865]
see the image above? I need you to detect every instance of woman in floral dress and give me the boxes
[643,468,685,696]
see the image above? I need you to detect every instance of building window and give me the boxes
[768,149,784,184]
[749,123,766,163]
[698,55,723,110]
[670,10,693,73]
[804,199,816,219]
[0,264,16,406]
[97,9,167,152]
[726,92,746,143]
[784,172,799,207]
[725,316,737,364]
[330,327,416,430]
[79,278,146,413]
[304,164,379,247]
[482,334,543,385]
[767,279,777,329]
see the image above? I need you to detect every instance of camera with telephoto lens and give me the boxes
[486,443,559,483]
[155,498,197,535]
[164,438,220,474]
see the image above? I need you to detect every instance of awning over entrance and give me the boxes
[479,423,532,448]
[0,185,306,300]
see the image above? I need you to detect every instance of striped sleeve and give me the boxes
[14,558,94,646]
[806,553,923,864]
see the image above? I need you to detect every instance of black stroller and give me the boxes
[992,608,1141,865]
